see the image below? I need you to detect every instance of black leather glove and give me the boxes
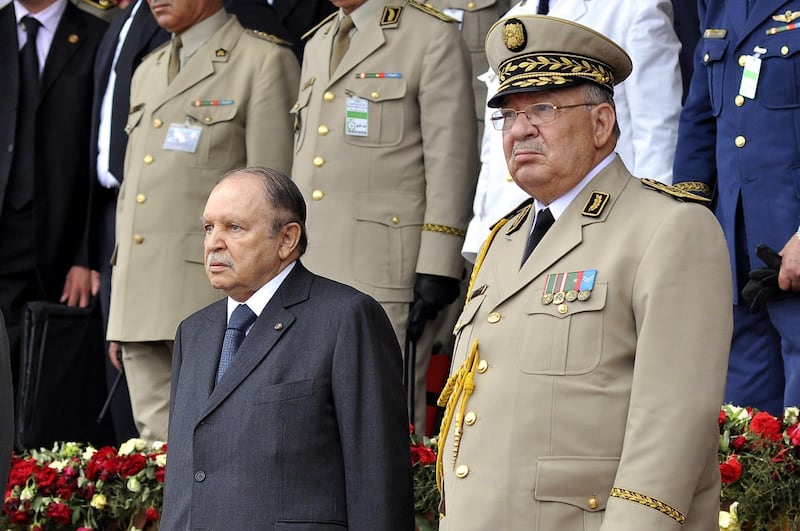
[406,273,461,343]
[741,244,792,312]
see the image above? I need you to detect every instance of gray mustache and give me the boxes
[207,252,234,268]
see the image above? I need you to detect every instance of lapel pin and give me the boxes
[273,322,283,330]
[68,34,79,44]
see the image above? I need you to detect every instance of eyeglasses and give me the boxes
[490,102,596,131]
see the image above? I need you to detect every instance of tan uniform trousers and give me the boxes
[121,340,173,442]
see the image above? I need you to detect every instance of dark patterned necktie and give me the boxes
[216,304,257,383]
[7,16,42,209]
[521,208,554,266]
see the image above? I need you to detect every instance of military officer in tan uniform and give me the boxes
[437,15,732,530]
[292,0,478,431]
[108,0,299,441]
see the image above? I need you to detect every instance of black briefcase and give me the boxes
[15,301,115,451]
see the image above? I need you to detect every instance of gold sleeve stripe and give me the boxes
[609,487,686,525]
[673,181,712,198]
[423,223,466,237]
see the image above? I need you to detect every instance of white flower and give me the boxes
[155,453,167,468]
[82,446,97,461]
[19,486,36,501]
[150,440,166,451]
[719,502,741,531]
[127,476,142,493]
[91,493,107,510]
[48,459,68,472]
[784,406,800,426]
[119,438,147,456]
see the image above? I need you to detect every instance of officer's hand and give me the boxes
[406,273,461,343]
[60,265,93,308]
[741,245,792,312]
[778,233,800,291]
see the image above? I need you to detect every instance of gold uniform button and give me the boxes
[136,194,146,204]
[455,465,469,478]
[738,55,747,67]
[782,45,790,56]
[703,53,710,63]
[557,303,568,314]
[292,102,300,110]
[133,234,144,244]
[588,497,599,510]
[735,135,746,148]
[313,156,325,167]
[204,116,212,123]
[391,216,400,224]
[734,95,745,107]
[323,91,335,102]
[505,173,513,182]
[477,359,489,373]
[153,118,163,128]
[311,189,324,201]
[371,91,380,99]
[318,125,329,136]
[464,412,477,426]
[143,154,154,165]
[487,311,501,324]
[467,1,475,7]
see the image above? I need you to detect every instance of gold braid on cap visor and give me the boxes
[496,52,615,93]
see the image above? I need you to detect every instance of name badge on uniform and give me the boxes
[739,47,765,99]
[345,95,368,137]
[164,123,202,153]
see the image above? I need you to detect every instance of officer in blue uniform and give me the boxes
[674,0,800,415]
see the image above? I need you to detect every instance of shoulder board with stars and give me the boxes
[302,12,338,41]
[407,0,458,22]
[247,30,292,47]
[493,197,533,235]
[641,178,711,204]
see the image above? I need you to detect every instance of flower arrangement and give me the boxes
[411,425,440,531]
[718,404,800,531]
[1,439,166,531]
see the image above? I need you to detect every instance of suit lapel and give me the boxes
[735,0,790,45]
[189,300,228,400]
[491,157,629,308]
[40,3,85,99]
[201,263,313,420]
[328,12,386,84]
[152,16,240,113]
[0,5,19,193]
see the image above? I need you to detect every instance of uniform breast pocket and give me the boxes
[757,34,800,108]
[184,103,240,168]
[252,379,315,405]
[291,84,313,154]
[700,38,729,116]
[343,79,407,147]
[517,283,606,375]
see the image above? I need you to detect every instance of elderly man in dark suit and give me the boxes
[162,167,413,530]
[0,316,12,496]
[0,0,107,387]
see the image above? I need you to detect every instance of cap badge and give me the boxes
[502,18,527,52]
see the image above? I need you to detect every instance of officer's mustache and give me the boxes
[512,142,546,156]
[207,252,234,268]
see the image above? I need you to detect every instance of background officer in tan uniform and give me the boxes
[292,0,478,431]
[107,0,299,441]
[437,15,732,530]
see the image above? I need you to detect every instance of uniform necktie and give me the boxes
[7,16,42,210]
[521,208,554,266]
[167,34,182,84]
[329,15,354,76]
[536,0,549,14]
[216,304,257,383]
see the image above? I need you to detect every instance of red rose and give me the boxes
[719,410,727,428]
[749,411,783,441]
[720,454,743,484]
[86,447,119,481]
[731,435,747,451]
[155,468,166,483]
[9,510,29,524]
[145,507,159,522]
[118,454,147,477]
[787,424,800,446]
[8,459,37,487]
[44,502,72,525]
[34,466,59,492]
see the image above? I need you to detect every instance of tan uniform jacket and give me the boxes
[439,158,732,531]
[292,0,478,304]
[108,15,299,341]
[426,0,509,130]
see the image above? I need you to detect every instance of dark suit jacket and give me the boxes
[271,0,336,55]
[162,262,414,531]
[0,316,12,497]
[0,2,107,296]
[672,0,700,102]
